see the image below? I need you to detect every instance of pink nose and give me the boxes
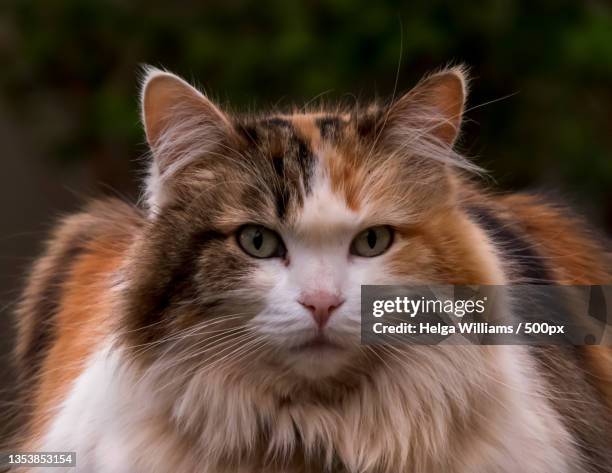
[298,291,345,328]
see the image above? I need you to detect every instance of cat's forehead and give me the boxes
[233,112,371,233]
[241,112,351,139]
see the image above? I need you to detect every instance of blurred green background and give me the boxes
[2,0,612,212]
[0,0,611,439]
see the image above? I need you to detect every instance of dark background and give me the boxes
[0,0,611,440]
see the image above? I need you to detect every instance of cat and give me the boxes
[11,65,612,472]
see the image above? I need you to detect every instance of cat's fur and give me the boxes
[12,66,612,472]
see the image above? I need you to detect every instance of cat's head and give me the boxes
[122,66,496,382]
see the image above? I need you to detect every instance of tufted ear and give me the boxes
[140,67,231,213]
[383,66,468,148]
[355,66,472,211]
[141,66,230,148]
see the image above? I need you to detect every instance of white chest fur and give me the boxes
[36,342,578,473]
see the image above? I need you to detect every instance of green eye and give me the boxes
[350,226,394,257]
[237,225,285,259]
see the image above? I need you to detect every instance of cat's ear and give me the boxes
[382,66,468,148]
[140,67,231,213]
[141,66,230,148]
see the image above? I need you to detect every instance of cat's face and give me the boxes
[123,67,480,382]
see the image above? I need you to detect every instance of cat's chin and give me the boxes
[279,338,355,379]
[290,334,343,353]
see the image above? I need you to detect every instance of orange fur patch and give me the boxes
[18,201,141,446]
[28,246,119,442]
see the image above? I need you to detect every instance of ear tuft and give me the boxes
[140,65,229,148]
[386,65,469,147]
[138,66,231,214]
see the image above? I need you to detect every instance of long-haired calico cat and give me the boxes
[12,66,612,472]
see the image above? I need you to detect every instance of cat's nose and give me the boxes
[298,291,345,329]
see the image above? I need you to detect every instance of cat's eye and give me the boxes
[350,226,394,257]
[237,225,285,259]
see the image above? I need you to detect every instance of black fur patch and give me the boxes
[355,109,384,139]
[236,124,259,144]
[294,137,314,195]
[155,229,224,315]
[317,117,341,141]
[263,117,292,128]
[20,232,90,386]
[272,156,290,220]
[466,205,552,283]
